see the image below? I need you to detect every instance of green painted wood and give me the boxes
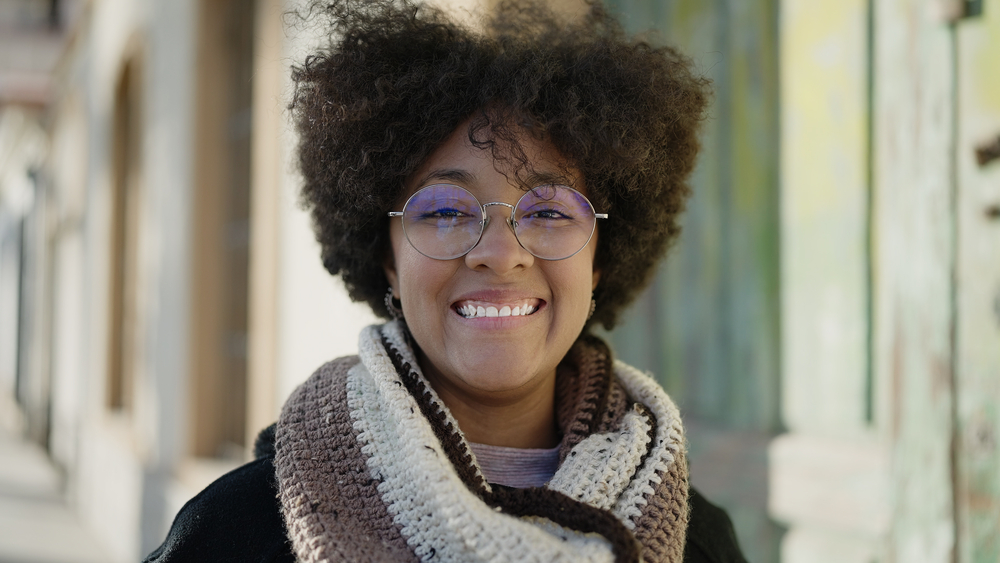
[604,0,780,432]
[955,1,1000,561]
[723,0,781,430]
[601,0,729,421]
[871,0,957,560]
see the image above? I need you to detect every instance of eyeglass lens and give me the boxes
[400,184,598,260]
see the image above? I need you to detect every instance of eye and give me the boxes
[526,207,572,220]
[418,206,470,219]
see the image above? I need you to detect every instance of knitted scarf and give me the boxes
[275,321,689,563]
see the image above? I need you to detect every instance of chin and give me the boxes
[454,360,542,393]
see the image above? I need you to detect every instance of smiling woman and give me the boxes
[384,122,600,449]
[144,1,746,562]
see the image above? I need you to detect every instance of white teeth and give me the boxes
[457,303,537,318]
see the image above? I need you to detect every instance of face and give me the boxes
[383,122,601,404]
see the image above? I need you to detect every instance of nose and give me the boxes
[464,204,534,273]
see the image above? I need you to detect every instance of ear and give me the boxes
[383,248,399,293]
[591,267,601,291]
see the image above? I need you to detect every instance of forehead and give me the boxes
[405,120,583,196]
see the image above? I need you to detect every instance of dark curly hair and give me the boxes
[290,0,710,329]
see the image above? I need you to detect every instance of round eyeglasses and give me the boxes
[388,184,608,261]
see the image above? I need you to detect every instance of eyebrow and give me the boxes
[417,168,477,187]
[417,168,575,189]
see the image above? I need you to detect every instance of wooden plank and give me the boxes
[723,0,780,431]
[660,0,731,425]
[954,1,1000,560]
[780,0,870,435]
[871,0,957,560]
[773,2,887,561]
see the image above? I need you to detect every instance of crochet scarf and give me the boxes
[275,321,689,563]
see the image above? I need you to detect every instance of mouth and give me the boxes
[453,298,543,319]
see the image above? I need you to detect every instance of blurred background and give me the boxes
[0,0,997,561]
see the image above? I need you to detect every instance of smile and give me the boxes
[454,299,542,319]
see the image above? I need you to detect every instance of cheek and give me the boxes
[551,257,598,310]
[390,235,455,312]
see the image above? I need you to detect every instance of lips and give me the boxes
[454,298,542,319]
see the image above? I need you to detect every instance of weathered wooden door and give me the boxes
[872,1,999,561]
[604,0,999,561]
[954,3,1000,560]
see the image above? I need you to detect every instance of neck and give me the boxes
[417,352,560,449]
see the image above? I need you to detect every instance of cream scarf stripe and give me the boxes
[375,321,491,490]
[546,408,653,511]
[608,359,686,528]
[348,323,616,563]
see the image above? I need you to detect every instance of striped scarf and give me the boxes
[275,321,689,563]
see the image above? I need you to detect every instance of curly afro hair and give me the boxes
[291,0,710,329]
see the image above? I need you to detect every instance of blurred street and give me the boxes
[0,426,110,563]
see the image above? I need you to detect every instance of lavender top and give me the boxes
[468,441,562,489]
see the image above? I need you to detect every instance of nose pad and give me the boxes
[479,215,518,237]
[477,208,521,246]
[476,202,520,244]
[466,205,532,268]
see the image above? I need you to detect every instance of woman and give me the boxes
[146,1,746,562]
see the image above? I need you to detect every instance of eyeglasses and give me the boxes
[388,184,608,261]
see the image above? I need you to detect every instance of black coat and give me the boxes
[145,425,749,563]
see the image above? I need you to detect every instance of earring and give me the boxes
[587,294,596,321]
[384,287,404,320]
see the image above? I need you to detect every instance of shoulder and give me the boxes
[143,427,293,563]
[283,355,361,405]
[683,488,749,563]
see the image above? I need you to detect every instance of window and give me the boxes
[108,58,143,413]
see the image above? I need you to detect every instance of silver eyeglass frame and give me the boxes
[387,184,608,261]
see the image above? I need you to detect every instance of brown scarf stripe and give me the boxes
[557,337,614,462]
[633,447,689,562]
[380,328,651,563]
[275,357,417,562]
[595,378,630,434]
[578,334,614,435]
[628,401,689,563]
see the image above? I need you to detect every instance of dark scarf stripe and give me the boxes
[576,334,615,436]
[632,402,660,488]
